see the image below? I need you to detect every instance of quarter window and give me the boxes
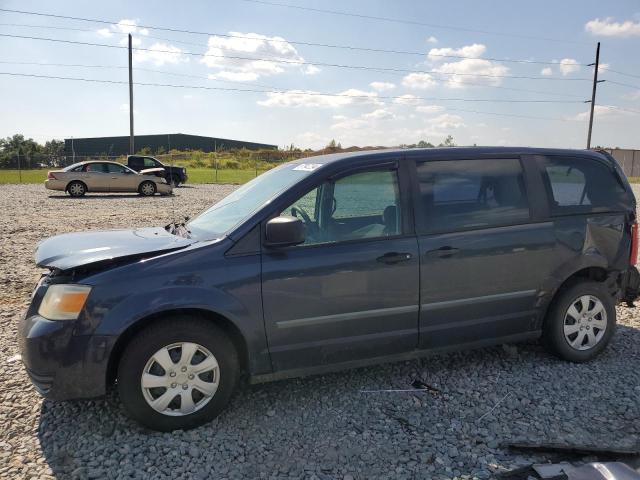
[417,159,529,232]
[280,169,402,245]
[541,156,627,214]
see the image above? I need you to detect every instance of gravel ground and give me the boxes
[1,183,640,480]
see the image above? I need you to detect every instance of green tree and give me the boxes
[439,135,456,147]
[417,140,434,148]
[0,134,43,168]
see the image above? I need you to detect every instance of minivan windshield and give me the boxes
[187,163,318,240]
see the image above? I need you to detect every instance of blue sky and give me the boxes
[0,0,639,149]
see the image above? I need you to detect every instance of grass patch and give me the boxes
[0,168,272,185]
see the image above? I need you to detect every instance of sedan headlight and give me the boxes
[38,284,92,320]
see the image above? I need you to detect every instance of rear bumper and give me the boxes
[622,266,640,305]
[44,179,65,191]
[18,313,116,400]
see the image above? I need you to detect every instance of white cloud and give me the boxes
[134,42,188,66]
[200,32,308,80]
[426,43,508,88]
[96,28,113,38]
[568,105,626,121]
[303,65,321,75]
[97,19,150,37]
[428,43,486,61]
[362,108,395,120]
[330,118,368,130]
[258,89,381,108]
[402,72,437,89]
[559,58,580,76]
[598,63,610,75]
[209,71,260,81]
[426,36,438,44]
[427,113,465,130]
[393,94,422,106]
[369,81,395,91]
[585,17,640,37]
[433,58,510,88]
[541,67,553,76]
[416,105,445,114]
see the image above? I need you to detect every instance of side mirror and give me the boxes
[265,216,305,247]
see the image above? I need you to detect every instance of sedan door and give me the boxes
[261,162,420,371]
[82,163,111,192]
[106,163,139,192]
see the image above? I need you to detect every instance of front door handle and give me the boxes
[426,246,460,258]
[377,252,412,264]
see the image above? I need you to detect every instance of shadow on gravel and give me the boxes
[47,194,176,199]
[36,325,640,478]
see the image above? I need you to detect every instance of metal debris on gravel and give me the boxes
[1,183,640,479]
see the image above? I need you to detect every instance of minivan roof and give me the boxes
[291,146,611,166]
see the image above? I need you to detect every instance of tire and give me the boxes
[542,280,616,362]
[67,181,87,197]
[117,316,240,431]
[139,181,156,196]
[170,176,181,187]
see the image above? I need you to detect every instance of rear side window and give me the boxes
[417,158,529,232]
[540,156,627,215]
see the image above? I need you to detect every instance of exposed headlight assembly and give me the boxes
[38,284,92,320]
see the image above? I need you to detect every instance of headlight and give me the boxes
[38,284,92,320]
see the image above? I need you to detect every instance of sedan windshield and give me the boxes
[187,163,318,240]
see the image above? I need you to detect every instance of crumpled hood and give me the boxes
[35,227,196,270]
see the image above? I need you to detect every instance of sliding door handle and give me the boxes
[426,246,460,258]
[377,252,412,264]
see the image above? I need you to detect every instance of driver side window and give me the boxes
[280,169,402,246]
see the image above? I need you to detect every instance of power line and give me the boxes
[0,71,590,104]
[240,0,589,45]
[0,19,590,67]
[0,59,589,99]
[0,33,595,81]
[600,67,640,80]
[604,79,640,90]
[2,8,638,81]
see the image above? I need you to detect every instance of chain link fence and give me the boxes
[0,150,313,184]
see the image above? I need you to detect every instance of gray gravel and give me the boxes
[2,183,640,480]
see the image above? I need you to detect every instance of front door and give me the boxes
[261,164,420,371]
[106,163,139,192]
[82,162,111,192]
[414,157,556,349]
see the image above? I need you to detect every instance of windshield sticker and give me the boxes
[293,163,322,172]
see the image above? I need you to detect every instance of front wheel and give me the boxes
[117,317,240,431]
[139,181,156,196]
[543,280,616,362]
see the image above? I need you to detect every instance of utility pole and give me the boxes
[128,33,135,155]
[586,42,601,149]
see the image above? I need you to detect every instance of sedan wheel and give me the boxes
[139,181,156,196]
[141,342,220,416]
[563,295,607,351]
[67,181,86,197]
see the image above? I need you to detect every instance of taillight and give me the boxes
[47,172,56,180]
[630,222,638,265]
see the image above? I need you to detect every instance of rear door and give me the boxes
[82,163,111,192]
[413,155,557,349]
[261,161,420,371]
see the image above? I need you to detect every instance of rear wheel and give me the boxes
[67,181,87,197]
[543,280,615,362]
[139,181,156,196]
[117,316,240,431]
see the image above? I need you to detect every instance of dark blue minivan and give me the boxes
[19,147,640,431]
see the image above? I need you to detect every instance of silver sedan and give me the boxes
[45,161,173,197]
